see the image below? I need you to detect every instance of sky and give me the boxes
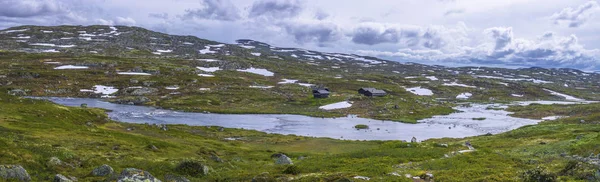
[1,0,600,70]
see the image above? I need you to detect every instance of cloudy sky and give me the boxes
[2,0,600,70]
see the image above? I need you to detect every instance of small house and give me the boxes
[358,88,387,97]
[313,88,330,98]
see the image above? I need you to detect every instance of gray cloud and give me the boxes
[281,21,341,46]
[551,1,600,27]
[358,28,600,70]
[314,9,329,20]
[149,13,169,19]
[182,0,241,21]
[249,0,303,19]
[444,9,465,16]
[0,0,65,18]
[350,23,469,50]
[484,27,513,50]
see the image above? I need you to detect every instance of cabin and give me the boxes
[312,88,330,98]
[358,88,387,97]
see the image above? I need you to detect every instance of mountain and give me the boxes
[1,25,599,122]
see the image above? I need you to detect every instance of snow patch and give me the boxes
[443,82,476,88]
[236,67,274,76]
[543,89,584,101]
[456,93,473,99]
[199,46,216,54]
[542,116,565,120]
[405,87,434,96]
[117,72,152,76]
[30,43,55,47]
[425,76,438,81]
[165,86,180,90]
[198,74,215,77]
[196,67,221,72]
[249,85,274,89]
[319,101,353,110]
[250,52,261,56]
[54,65,88,70]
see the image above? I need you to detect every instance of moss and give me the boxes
[354,124,369,130]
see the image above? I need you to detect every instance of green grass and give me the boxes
[0,90,599,181]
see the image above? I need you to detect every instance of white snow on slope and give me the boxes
[117,72,152,76]
[456,93,473,99]
[236,67,274,76]
[405,87,434,96]
[199,46,216,54]
[443,82,476,88]
[319,101,353,110]
[197,67,221,72]
[543,89,584,101]
[54,65,89,69]
[425,76,438,81]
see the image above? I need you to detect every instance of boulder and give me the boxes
[251,172,275,182]
[47,157,63,167]
[8,89,26,96]
[91,164,114,177]
[271,154,293,165]
[130,88,158,96]
[0,165,31,181]
[117,168,161,182]
[53,174,72,182]
[175,161,210,177]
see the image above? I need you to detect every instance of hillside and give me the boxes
[0,25,599,181]
[1,25,600,122]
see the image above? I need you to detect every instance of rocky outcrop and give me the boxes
[91,164,114,177]
[53,174,73,182]
[0,165,31,181]
[117,168,161,182]
[271,154,293,165]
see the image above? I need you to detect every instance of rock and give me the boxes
[8,89,26,96]
[130,79,139,84]
[143,81,156,87]
[465,141,475,150]
[117,168,161,182]
[164,174,190,182]
[47,157,63,167]
[251,172,275,182]
[0,165,31,181]
[297,156,306,160]
[148,145,159,151]
[411,137,417,143]
[175,161,210,177]
[271,154,293,165]
[210,154,223,163]
[53,174,72,182]
[130,87,158,96]
[160,125,168,131]
[218,127,224,132]
[91,164,114,177]
[80,103,88,108]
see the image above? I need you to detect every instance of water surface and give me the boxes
[42,97,541,141]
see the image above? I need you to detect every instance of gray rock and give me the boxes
[47,157,63,167]
[53,174,72,182]
[8,89,26,96]
[91,164,113,177]
[130,88,158,96]
[210,154,223,163]
[164,174,190,182]
[252,172,274,182]
[117,168,161,182]
[272,154,293,165]
[411,137,417,143]
[0,165,31,181]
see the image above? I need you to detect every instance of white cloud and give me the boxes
[0,0,599,70]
